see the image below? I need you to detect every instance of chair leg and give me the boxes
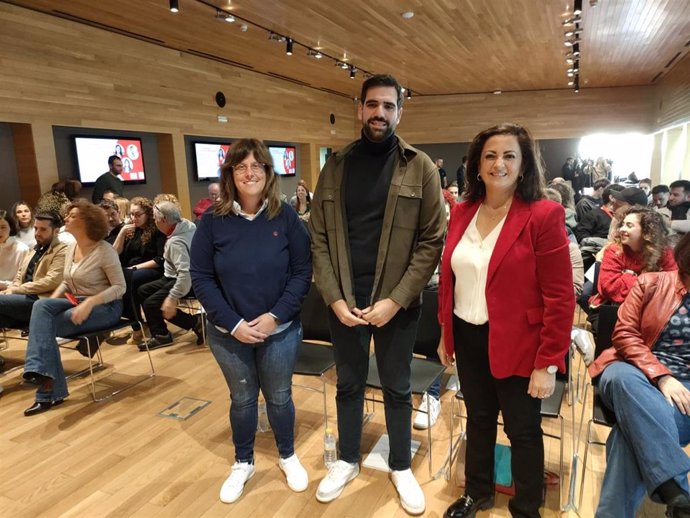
[426,408,433,477]
[578,419,594,511]
[320,373,328,432]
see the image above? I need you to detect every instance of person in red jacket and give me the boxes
[588,232,690,518]
[437,123,575,518]
[588,206,676,332]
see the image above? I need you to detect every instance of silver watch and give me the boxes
[546,365,558,374]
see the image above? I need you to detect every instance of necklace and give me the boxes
[481,200,511,219]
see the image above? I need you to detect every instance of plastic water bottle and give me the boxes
[257,398,271,433]
[323,427,337,468]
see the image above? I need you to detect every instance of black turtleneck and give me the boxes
[344,132,399,300]
[671,201,690,221]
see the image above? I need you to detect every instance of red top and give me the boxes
[193,197,215,219]
[438,197,575,378]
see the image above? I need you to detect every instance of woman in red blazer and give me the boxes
[437,124,575,518]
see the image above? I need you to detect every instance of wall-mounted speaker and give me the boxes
[215,91,226,108]
[329,113,336,125]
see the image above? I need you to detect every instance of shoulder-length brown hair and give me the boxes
[215,138,282,220]
[130,196,157,245]
[67,199,109,241]
[464,123,546,202]
[614,206,670,272]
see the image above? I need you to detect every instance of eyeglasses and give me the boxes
[129,211,145,218]
[232,162,266,175]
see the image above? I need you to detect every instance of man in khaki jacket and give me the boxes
[309,74,445,515]
[0,212,67,329]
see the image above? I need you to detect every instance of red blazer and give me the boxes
[438,196,575,378]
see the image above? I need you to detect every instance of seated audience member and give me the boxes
[653,184,672,216]
[639,178,652,205]
[545,188,585,297]
[549,181,577,232]
[153,193,180,207]
[447,180,460,202]
[114,196,131,225]
[22,200,125,416]
[101,189,116,202]
[588,206,676,331]
[575,178,610,222]
[35,191,74,244]
[0,210,30,290]
[291,182,311,222]
[112,196,165,343]
[608,186,649,238]
[0,212,67,329]
[99,199,124,245]
[669,180,690,234]
[51,179,82,201]
[11,201,37,248]
[136,201,202,350]
[588,232,690,518]
[193,182,220,221]
[575,184,625,243]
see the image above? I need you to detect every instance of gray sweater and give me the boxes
[163,219,196,299]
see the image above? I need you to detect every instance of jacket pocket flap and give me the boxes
[398,185,422,199]
[321,188,336,201]
[527,307,544,325]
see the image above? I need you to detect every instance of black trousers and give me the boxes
[454,316,544,518]
[327,298,420,471]
[137,276,196,337]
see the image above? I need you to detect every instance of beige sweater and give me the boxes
[56,241,125,303]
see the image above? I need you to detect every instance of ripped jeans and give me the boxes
[207,320,301,463]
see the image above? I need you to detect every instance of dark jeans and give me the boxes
[208,320,302,463]
[0,293,37,328]
[137,276,196,337]
[123,268,162,329]
[454,316,544,518]
[328,298,420,471]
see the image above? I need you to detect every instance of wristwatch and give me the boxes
[546,365,558,374]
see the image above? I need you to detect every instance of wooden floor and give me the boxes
[0,326,656,517]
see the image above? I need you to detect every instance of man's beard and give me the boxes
[362,118,395,142]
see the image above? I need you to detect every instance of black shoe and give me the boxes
[24,399,64,416]
[138,333,174,351]
[444,494,495,518]
[192,317,204,345]
[667,494,690,518]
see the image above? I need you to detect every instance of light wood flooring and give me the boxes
[0,326,670,517]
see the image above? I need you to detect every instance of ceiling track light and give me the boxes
[334,61,349,69]
[349,66,356,79]
[406,89,412,99]
[562,15,582,25]
[573,42,581,56]
[215,9,235,22]
[564,28,582,37]
[286,38,293,55]
[307,49,323,59]
[573,0,583,15]
[566,57,575,64]
[169,0,179,13]
[574,76,580,93]
[268,32,286,43]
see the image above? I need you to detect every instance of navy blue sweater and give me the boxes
[190,202,312,332]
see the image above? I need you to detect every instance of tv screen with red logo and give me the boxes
[193,142,231,181]
[73,136,146,185]
[269,146,296,176]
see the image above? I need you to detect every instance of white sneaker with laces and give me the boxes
[390,468,426,515]
[413,393,441,430]
[279,454,309,492]
[316,460,359,502]
[219,461,256,503]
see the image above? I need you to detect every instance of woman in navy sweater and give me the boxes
[191,138,312,504]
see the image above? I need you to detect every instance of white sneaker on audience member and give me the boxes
[391,468,426,515]
[316,460,359,502]
[279,453,309,492]
[219,461,255,503]
[413,393,441,429]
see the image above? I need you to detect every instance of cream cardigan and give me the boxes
[56,241,125,303]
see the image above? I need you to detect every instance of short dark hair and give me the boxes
[360,74,403,108]
[675,232,690,277]
[464,123,545,202]
[99,199,119,212]
[108,155,121,167]
[593,179,610,191]
[34,212,62,228]
[0,209,18,236]
[602,184,625,204]
[652,184,669,195]
[670,179,690,192]
[639,178,652,186]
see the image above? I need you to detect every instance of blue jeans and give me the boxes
[0,293,37,328]
[596,361,690,518]
[23,298,123,403]
[208,319,301,463]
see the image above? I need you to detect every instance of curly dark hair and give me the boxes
[129,196,157,245]
[614,206,670,273]
[464,123,545,202]
[66,199,109,241]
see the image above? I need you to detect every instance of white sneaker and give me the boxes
[413,393,441,430]
[219,461,256,503]
[279,454,309,492]
[316,460,359,503]
[390,468,426,515]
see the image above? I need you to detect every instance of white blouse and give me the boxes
[451,209,506,325]
[0,236,30,289]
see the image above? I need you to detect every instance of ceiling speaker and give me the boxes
[215,91,226,108]
[329,113,336,125]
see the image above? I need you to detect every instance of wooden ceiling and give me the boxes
[6,0,690,98]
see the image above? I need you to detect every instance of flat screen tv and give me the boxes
[193,141,231,181]
[268,146,296,176]
[73,136,146,185]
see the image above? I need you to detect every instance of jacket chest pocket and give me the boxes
[322,188,337,231]
[393,184,422,230]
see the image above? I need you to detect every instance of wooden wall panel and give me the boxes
[653,52,690,131]
[398,87,656,144]
[0,3,356,146]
